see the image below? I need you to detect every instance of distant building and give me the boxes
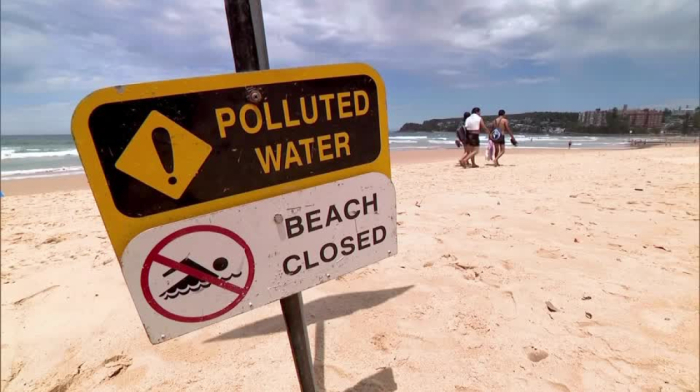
[670,108,694,117]
[622,106,663,128]
[579,105,664,128]
[578,109,607,127]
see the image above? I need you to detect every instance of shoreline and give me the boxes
[1,145,697,196]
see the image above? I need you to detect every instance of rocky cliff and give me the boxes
[399,118,462,132]
[398,112,580,133]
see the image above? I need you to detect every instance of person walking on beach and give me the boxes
[491,110,516,167]
[456,112,471,166]
[459,108,490,168]
[457,111,478,167]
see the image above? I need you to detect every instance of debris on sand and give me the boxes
[545,301,559,313]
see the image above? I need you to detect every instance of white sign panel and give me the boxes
[120,172,397,343]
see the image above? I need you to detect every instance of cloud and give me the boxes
[1,101,76,134]
[455,82,484,90]
[264,0,699,68]
[515,77,558,85]
[0,0,698,133]
[3,0,697,92]
[437,69,461,76]
[1,0,231,95]
[455,77,556,89]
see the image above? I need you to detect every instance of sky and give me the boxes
[1,0,699,135]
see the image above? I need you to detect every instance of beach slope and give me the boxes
[1,147,698,391]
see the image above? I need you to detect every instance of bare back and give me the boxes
[493,116,510,134]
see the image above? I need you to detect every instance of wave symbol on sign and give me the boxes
[159,257,242,300]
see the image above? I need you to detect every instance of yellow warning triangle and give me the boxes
[115,111,212,200]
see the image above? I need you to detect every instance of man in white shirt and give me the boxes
[459,107,490,168]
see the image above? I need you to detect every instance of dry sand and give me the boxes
[1,147,698,392]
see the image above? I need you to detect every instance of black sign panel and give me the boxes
[88,75,381,218]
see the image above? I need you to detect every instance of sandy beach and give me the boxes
[1,146,698,391]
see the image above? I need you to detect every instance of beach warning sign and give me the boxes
[120,173,397,343]
[71,63,390,259]
[140,225,254,323]
[115,111,212,200]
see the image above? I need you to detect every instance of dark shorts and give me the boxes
[466,133,480,147]
[490,130,506,144]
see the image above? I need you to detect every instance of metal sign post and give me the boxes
[72,0,396,384]
[223,1,318,391]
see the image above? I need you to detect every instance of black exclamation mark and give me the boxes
[152,127,177,185]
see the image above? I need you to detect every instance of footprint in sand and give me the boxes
[10,232,35,244]
[41,235,66,245]
[447,312,488,350]
[536,248,560,259]
[600,282,633,300]
[450,263,480,281]
[499,260,514,271]
[515,378,570,392]
[546,381,572,392]
[524,346,549,362]
[492,290,517,319]
[455,386,483,392]
[370,333,397,352]
[45,355,133,392]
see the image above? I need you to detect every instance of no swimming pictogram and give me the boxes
[118,173,396,343]
[140,225,255,323]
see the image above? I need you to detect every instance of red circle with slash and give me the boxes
[140,225,255,323]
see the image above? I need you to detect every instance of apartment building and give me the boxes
[579,105,663,128]
[622,107,663,128]
[578,109,607,127]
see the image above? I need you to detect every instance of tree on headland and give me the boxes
[663,108,672,123]
[605,107,630,134]
[397,112,580,133]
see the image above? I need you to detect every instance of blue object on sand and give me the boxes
[0,191,4,197]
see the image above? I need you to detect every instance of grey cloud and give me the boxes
[267,0,698,61]
[1,0,232,93]
[2,0,697,93]
[0,101,76,134]
[515,77,558,85]
[0,0,697,133]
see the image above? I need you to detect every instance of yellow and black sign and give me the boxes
[72,63,390,259]
[115,110,213,200]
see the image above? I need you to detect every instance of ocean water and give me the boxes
[1,135,82,180]
[0,132,656,181]
[388,131,641,150]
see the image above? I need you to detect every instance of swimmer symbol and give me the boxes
[160,257,242,300]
